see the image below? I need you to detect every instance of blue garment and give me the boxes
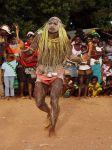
[91,63,101,83]
[66,65,78,77]
[4,76,15,96]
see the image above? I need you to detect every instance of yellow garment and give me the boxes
[88,82,102,97]
[0,36,5,43]
[38,23,71,69]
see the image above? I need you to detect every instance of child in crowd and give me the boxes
[63,75,78,98]
[88,76,102,97]
[102,56,112,83]
[1,54,18,100]
[101,76,112,96]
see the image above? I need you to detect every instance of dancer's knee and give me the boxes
[35,97,44,109]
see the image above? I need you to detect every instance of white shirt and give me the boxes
[2,60,18,76]
[90,58,102,66]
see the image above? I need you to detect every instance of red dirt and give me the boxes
[0,96,112,150]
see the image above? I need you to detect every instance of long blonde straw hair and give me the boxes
[38,17,71,69]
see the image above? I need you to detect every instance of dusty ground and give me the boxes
[0,96,112,150]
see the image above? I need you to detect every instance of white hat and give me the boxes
[96,46,103,52]
[0,25,11,34]
[27,31,34,36]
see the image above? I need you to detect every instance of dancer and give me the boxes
[26,17,71,136]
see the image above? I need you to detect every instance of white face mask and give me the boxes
[48,19,60,33]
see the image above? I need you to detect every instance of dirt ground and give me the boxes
[0,96,112,150]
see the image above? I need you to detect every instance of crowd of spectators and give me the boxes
[0,24,112,100]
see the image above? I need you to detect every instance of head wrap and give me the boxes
[48,16,62,23]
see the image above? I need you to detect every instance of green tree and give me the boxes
[0,0,111,36]
[0,0,70,37]
[92,0,112,31]
[69,0,112,31]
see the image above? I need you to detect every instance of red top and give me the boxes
[18,42,38,67]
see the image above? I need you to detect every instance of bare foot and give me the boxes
[29,96,32,100]
[21,96,28,99]
[49,126,55,137]
[44,115,51,129]
[77,96,81,100]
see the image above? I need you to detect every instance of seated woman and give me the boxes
[88,76,102,97]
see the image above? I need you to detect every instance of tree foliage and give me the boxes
[70,0,112,31]
[0,0,111,36]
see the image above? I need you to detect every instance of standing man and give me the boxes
[27,17,71,136]
[18,31,37,99]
